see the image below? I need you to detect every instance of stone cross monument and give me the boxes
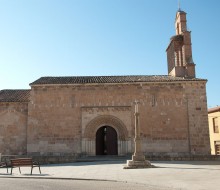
[124,100,153,169]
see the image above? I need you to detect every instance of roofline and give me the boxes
[0,89,31,103]
[0,89,31,91]
[0,101,29,103]
[208,106,220,114]
[30,79,207,87]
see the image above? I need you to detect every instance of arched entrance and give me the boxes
[96,126,118,155]
[82,115,131,155]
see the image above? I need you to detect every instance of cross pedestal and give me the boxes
[124,101,154,169]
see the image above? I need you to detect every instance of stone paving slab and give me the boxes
[0,160,220,190]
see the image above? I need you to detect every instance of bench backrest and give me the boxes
[11,158,33,166]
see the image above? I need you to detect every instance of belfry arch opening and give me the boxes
[96,126,118,155]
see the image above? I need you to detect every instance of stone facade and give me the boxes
[0,102,28,155]
[208,107,220,155]
[0,80,210,156]
[0,9,211,157]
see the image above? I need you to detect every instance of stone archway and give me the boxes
[82,115,131,156]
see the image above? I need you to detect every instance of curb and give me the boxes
[0,175,119,182]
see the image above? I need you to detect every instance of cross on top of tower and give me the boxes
[178,0,181,11]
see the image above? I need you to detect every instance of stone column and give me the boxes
[124,100,153,169]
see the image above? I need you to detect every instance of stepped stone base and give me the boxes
[124,155,155,169]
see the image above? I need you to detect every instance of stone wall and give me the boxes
[27,80,210,156]
[27,86,81,155]
[1,154,219,165]
[208,111,220,155]
[0,102,28,155]
[185,82,210,155]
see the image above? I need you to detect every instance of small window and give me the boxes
[213,118,219,133]
[215,141,220,155]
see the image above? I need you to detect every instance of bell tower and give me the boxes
[166,9,196,78]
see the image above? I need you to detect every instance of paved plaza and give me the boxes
[0,160,220,190]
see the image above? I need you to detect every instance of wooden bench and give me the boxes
[10,158,41,175]
[0,162,9,173]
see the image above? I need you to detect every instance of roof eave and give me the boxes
[30,79,207,87]
[208,107,220,114]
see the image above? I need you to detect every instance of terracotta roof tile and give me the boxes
[30,75,206,85]
[208,106,220,114]
[0,90,30,102]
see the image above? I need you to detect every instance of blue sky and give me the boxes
[0,0,219,108]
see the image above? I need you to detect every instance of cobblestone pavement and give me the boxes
[0,160,220,190]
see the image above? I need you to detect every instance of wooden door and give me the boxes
[96,127,105,155]
[106,126,118,155]
[96,126,118,155]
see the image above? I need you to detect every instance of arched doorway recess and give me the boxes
[96,126,118,155]
[82,115,131,156]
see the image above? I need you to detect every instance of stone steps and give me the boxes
[77,155,131,162]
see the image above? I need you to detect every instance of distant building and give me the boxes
[0,9,210,157]
[208,106,220,155]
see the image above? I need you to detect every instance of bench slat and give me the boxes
[10,158,41,175]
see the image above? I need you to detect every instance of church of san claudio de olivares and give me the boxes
[0,9,210,159]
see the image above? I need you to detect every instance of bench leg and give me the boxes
[31,167,33,175]
[11,167,13,175]
[19,167,21,174]
[6,167,8,173]
[39,166,41,174]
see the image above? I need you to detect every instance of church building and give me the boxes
[0,10,210,157]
